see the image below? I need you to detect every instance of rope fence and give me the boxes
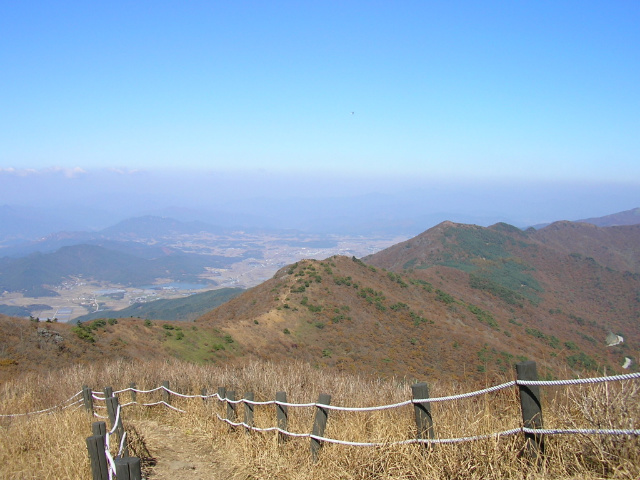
[2,362,639,478]
[75,360,640,477]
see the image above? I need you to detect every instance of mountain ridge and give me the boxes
[2,211,639,385]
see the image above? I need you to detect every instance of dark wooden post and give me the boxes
[226,390,236,422]
[276,391,288,443]
[105,395,116,425]
[244,391,254,431]
[104,386,113,400]
[516,361,544,457]
[130,383,137,403]
[115,457,142,480]
[115,458,131,480]
[86,434,109,480]
[128,457,142,480]
[411,382,434,441]
[201,387,208,404]
[92,421,106,437]
[82,385,94,413]
[218,387,226,417]
[162,381,170,405]
[310,393,332,462]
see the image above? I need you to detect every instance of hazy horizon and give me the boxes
[1,167,638,239]
[2,3,638,236]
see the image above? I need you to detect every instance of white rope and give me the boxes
[92,394,106,401]
[310,428,524,447]
[93,412,109,419]
[63,390,84,403]
[426,380,517,403]
[116,431,128,457]
[523,427,640,436]
[213,412,524,446]
[242,398,276,406]
[130,386,164,394]
[222,382,514,412]
[275,400,317,408]
[161,386,205,399]
[103,433,116,480]
[0,390,84,417]
[517,371,640,386]
[61,398,84,410]
[108,405,121,435]
[215,414,279,432]
[0,404,62,417]
[319,399,412,412]
[140,400,186,413]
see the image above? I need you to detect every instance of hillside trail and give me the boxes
[132,419,240,480]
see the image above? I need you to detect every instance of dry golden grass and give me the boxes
[1,359,639,479]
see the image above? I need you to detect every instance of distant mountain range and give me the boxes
[576,207,640,227]
[1,208,639,383]
[0,243,245,296]
[0,215,229,258]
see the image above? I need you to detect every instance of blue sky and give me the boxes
[2,1,638,179]
[0,2,638,229]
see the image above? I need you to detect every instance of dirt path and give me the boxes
[132,419,237,480]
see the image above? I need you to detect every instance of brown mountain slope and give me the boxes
[197,250,638,382]
[363,221,640,374]
[529,221,640,274]
[577,207,640,227]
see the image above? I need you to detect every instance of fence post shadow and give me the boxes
[411,382,434,447]
[276,391,288,444]
[244,391,255,433]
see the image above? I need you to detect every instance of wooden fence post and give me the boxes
[86,434,109,480]
[82,385,94,414]
[276,391,288,443]
[115,456,142,480]
[105,394,115,424]
[130,382,137,403]
[92,421,106,437]
[516,361,544,457]
[104,386,113,400]
[162,381,170,405]
[244,391,254,431]
[218,387,226,418]
[226,390,237,424]
[201,387,208,404]
[310,393,332,462]
[411,382,434,441]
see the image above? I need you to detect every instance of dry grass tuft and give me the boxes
[1,359,638,479]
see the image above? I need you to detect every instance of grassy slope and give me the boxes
[1,358,638,479]
[0,315,243,383]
